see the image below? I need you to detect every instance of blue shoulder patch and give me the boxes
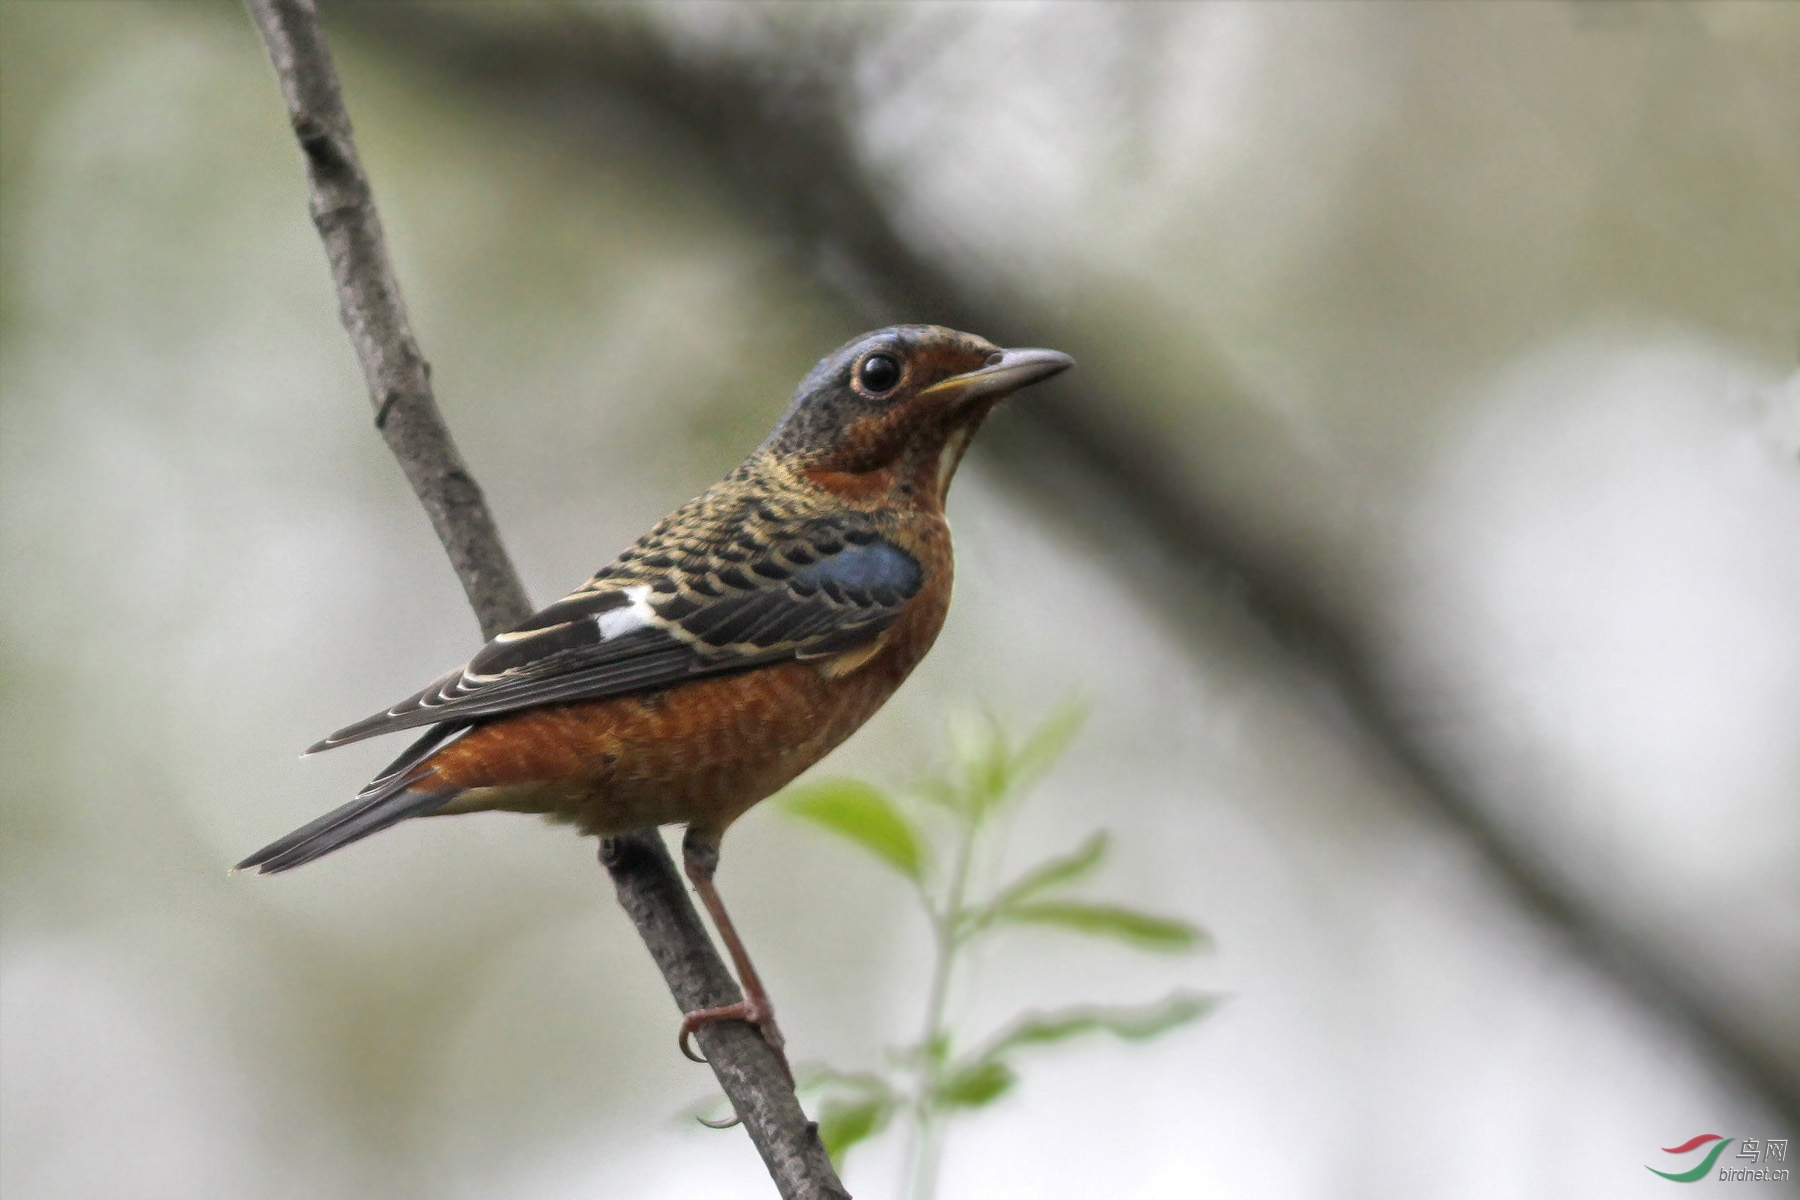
[792,540,921,598]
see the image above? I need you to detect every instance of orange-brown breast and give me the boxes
[421,520,953,839]
[800,466,896,501]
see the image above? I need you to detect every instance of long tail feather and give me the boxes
[235,785,454,875]
[237,727,468,875]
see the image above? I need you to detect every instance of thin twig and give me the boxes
[241,2,847,1195]
[902,806,978,1200]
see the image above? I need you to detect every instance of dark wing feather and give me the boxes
[308,508,921,753]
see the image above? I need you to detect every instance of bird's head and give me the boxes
[761,325,1073,503]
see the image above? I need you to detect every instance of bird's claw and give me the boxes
[677,996,791,1081]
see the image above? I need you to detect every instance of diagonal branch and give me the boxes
[240,2,846,1195]
[243,0,528,641]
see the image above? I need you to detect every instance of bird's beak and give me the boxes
[921,346,1075,406]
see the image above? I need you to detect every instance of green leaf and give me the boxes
[980,991,1219,1060]
[934,1059,1016,1109]
[957,832,1111,941]
[817,1095,895,1163]
[992,831,1109,908]
[1008,698,1087,793]
[781,778,928,881]
[996,901,1205,951]
[947,707,1011,815]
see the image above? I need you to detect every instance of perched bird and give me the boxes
[238,324,1072,1065]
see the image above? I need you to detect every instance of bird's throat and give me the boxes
[797,412,984,510]
[934,424,976,502]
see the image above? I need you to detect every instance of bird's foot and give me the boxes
[679,995,792,1082]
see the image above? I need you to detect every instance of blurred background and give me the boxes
[3,2,1797,1197]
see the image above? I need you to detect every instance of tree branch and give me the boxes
[244,0,528,641]
[242,2,847,1194]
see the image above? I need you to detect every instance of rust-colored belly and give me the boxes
[421,585,948,837]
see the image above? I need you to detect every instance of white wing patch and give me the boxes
[596,584,656,640]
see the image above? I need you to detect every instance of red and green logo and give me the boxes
[1649,1134,1734,1182]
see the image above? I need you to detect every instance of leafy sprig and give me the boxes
[776,703,1214,1198]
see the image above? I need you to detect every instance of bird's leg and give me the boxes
[677,827,792,1081]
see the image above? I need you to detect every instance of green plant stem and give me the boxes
[902,807,981,1200]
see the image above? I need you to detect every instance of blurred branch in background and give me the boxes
[241,2,844,1195]
[332,2,1800,1124]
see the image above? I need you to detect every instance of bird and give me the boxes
[237,324,1073,1068]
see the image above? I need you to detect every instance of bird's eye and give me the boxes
[857,353,901,395]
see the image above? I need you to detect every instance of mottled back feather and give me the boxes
[308,459,923,753]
